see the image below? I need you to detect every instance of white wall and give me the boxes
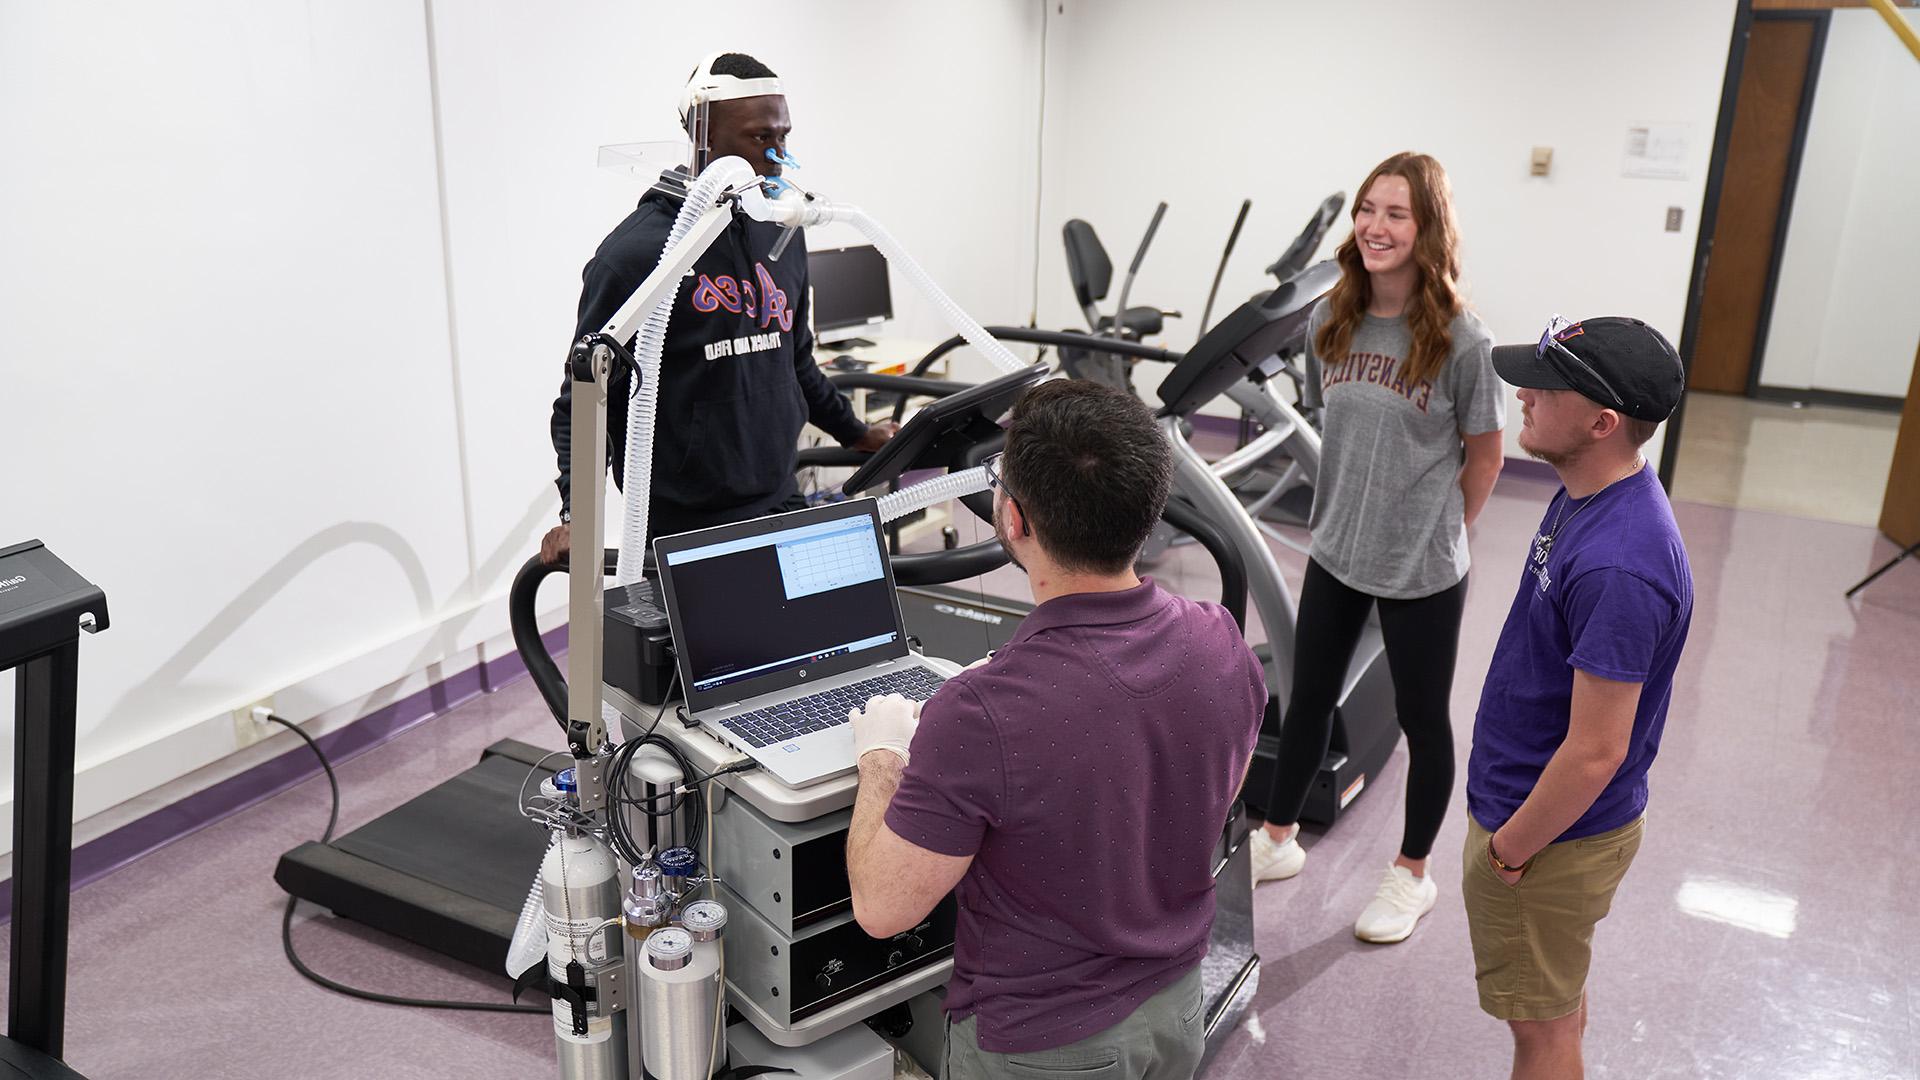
[1036,0,1740,464]
[1760,9,1920,399]
[0,1,478,843]
[0,0,1043,850]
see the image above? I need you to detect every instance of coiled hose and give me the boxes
[617,156,760,584]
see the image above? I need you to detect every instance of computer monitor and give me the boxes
[810,244,892,345]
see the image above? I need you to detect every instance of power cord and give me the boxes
[262,712,546,1014]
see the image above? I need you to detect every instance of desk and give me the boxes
[813,337,945,424]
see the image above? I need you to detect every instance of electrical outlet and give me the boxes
[1666,207,1684,232]
[232,698,277,748]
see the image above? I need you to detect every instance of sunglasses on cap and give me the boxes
[1538,314,1625,409]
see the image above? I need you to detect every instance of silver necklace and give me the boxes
[1531,458,1643,569]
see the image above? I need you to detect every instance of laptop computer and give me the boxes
[651,498,949,788]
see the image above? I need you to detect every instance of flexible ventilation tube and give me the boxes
[618,156,760,584]
[877,465,992,524]
[503,841,554,977]
[740,190,1025,376]
[838,208,1025,376]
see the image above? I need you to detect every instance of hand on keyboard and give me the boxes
[717,668,945,751]
[850,693,922,767]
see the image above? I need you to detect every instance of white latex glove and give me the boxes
[849,693,922,766]
[963,652,994,672]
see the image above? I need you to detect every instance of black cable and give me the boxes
[263,713,546,1015]
[642,666,680,740]
[606,708,706,866]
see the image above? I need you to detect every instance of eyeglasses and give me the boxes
[982,452,1008,494]
[981,452,1029,537]
[1538,314,1625,409]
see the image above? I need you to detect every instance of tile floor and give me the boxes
[1669,391,1902,529]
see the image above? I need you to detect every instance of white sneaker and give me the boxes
[1353,865,1438,943]
[1249,826,1306,884]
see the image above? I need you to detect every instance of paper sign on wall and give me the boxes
[1623,124,1691,180]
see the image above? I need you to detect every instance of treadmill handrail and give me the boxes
[509,548,617,725]
[825,371,966,398]
[1160,496,1249,631]
[910,327,1179,376]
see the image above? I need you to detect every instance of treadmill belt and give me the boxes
[332,754,552,911]
[274,739,559,974]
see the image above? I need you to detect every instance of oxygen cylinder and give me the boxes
[638,903,727,1080]
[543,782,627,1080]
[622,860,671,1073]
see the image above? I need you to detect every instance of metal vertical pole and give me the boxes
[568,350,611,759]
[9,640,80,1058]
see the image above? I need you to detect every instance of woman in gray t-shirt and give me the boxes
[1248,152,1506,945]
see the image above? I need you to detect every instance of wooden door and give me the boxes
[1691,16,1820,394]
[1881,342,1920,546]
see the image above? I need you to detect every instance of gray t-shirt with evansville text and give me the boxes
[1304,299,1506,599]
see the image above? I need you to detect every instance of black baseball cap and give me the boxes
[1490,316,1685,422]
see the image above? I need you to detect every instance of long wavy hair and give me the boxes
[1313,152,1463,389]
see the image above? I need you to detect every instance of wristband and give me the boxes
[1488,836,1529,874]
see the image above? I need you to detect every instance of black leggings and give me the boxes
[1261,558,1468,861]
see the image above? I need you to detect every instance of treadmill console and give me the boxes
[1155,259,1339,419]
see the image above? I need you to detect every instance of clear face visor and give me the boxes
[685,93,712,173]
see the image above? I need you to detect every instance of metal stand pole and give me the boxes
[9,640,80,1059]
[1844,538,1920,599]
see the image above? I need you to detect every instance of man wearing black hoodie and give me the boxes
[542,53,895,566]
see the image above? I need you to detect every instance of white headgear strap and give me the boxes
[677,52,784,124]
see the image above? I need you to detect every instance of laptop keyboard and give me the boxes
[717,667,947,749]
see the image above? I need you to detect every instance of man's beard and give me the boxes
[1524,444,1570,468]
[1523,434,1582,470]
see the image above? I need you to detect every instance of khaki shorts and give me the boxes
[1461,814,1644,1022]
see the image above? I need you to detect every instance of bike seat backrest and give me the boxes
[1063,219,1114,308]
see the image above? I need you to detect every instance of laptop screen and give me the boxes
[654,500,907,711]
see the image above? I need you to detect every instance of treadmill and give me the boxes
[272,359,1268,1068]
[271,371,1022,979]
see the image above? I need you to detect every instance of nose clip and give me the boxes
[764,147,801,170]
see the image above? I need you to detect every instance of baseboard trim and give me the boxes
[1752,385,1905,413]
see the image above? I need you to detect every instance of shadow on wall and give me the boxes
[93,486,560,745]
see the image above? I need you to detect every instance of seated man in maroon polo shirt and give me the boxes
[845,380,1266,1080]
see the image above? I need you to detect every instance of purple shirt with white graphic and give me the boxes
[1467,466,1693,840]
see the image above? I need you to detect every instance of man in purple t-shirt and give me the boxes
[843,380,1265,1080]
[1465,315,1693,1080]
